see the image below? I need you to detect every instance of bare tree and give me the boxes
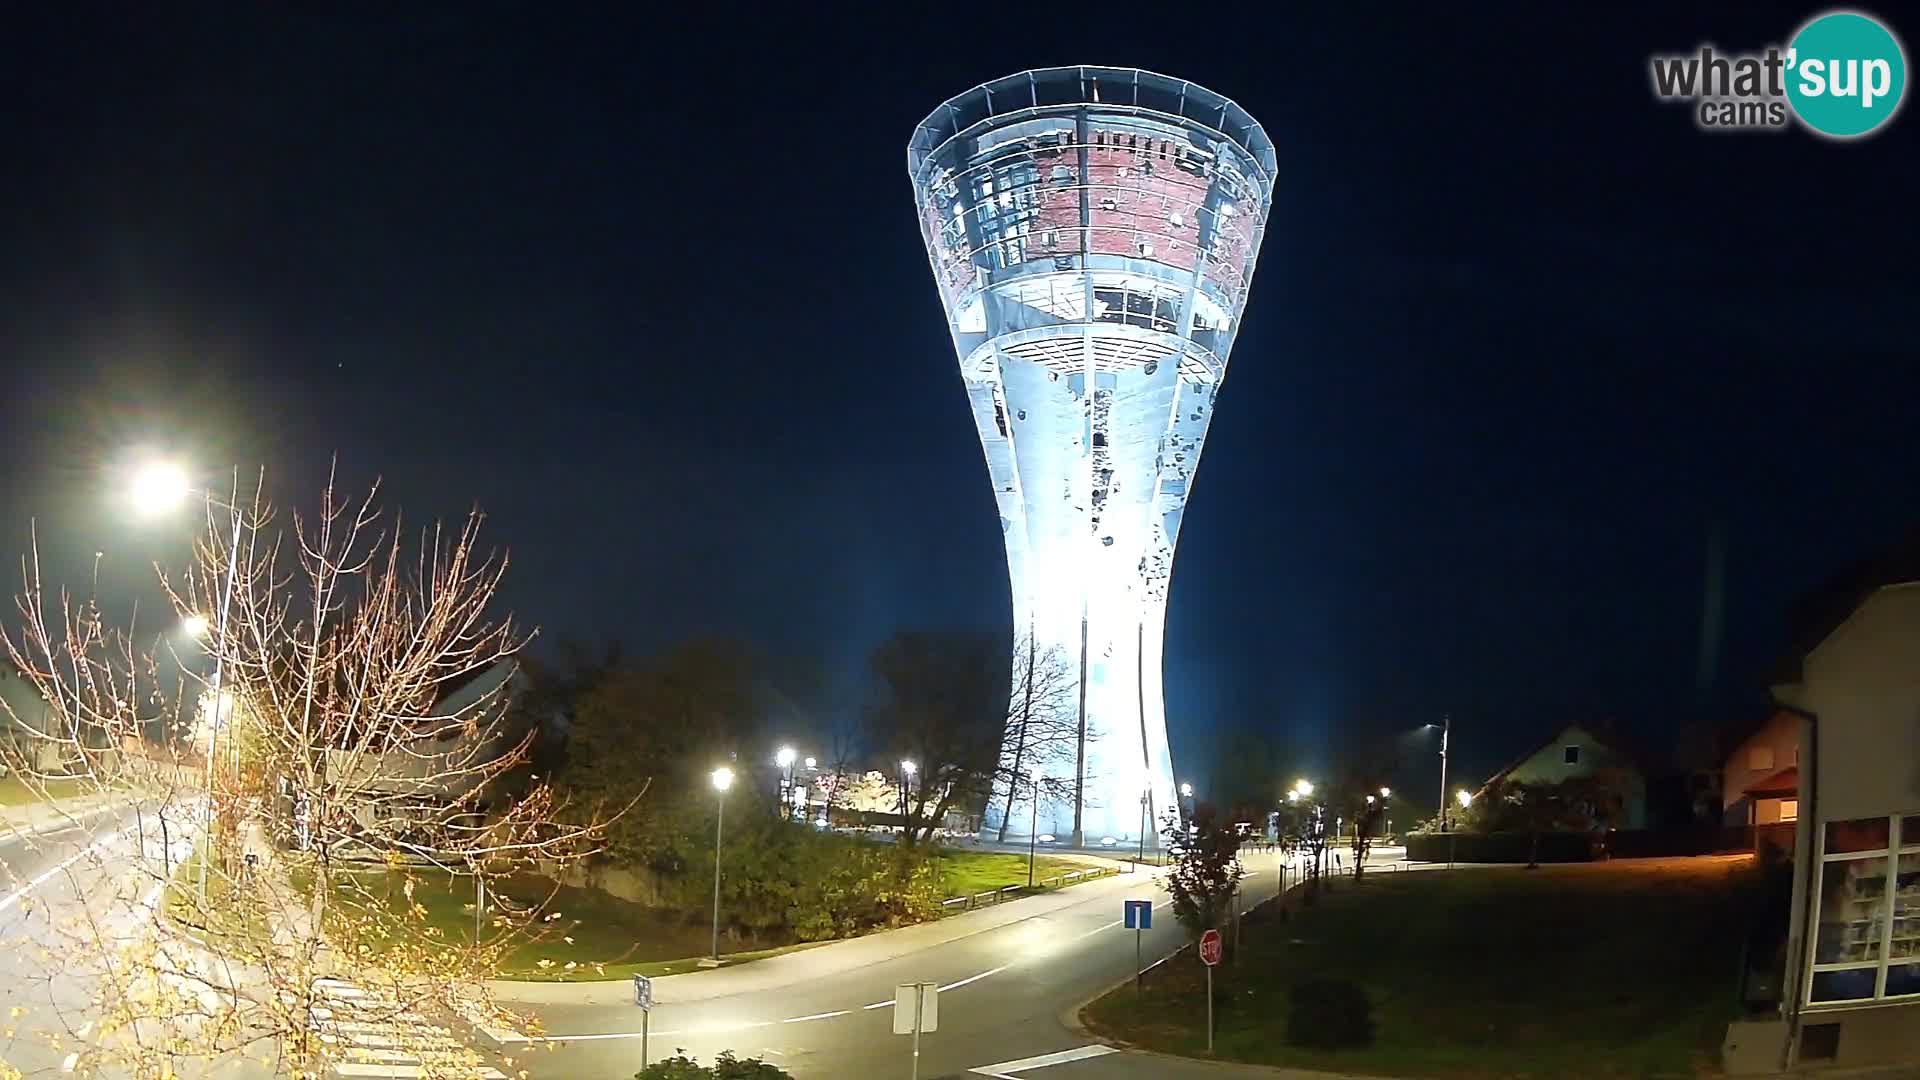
[992,634,1076,841]
[0,470,612,1077]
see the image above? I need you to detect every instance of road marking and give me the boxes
[0,824,133,912]
[970,1045,1117,1074]
[938,963,1010,992]
[783,1010,849,1022]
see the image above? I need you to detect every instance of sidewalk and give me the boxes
[0,791,134,837]
[487,857,1164,1007]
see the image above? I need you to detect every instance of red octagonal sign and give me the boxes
[1198,928,1222,966]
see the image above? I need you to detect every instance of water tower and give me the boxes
[909,67,1273,847]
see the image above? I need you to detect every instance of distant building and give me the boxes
[1478,721,1650,829]
[1722,708,1800,835]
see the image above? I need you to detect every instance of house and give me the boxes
[1726,537,1920,1072]
[1722,708,1801,838]
[1478,721,1651,829]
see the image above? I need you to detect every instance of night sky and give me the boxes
[3,6,1915,796]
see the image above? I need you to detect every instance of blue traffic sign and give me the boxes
[1123,898,1152,930]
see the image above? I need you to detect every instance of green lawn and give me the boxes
[0,774,87,806]
[1085,857,1763,1078]
[933,849,1101,897]
[324,869,832,981]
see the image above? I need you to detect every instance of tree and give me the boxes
[1163,801,1244,940]
[992,634,1076,841]
[864,630,1010,846]
[0,471,609,1077]
[559,639,764,869]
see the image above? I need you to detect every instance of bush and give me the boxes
[637,1051,793,1079]
[655,821,945,942]
[1285,978,1373,1049]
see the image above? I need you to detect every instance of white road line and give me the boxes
[938,963,1010,992]
[861,999,891,1010]
[970,1045,1117,1074]
[0,825,133,912]
[783,1010,849,1022]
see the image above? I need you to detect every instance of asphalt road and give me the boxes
[511,850,1341,1080]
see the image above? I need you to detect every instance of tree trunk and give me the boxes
[1071,614,1088,848]
[997,634,1037,842]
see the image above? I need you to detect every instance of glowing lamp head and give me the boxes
[1180,783,1193,798]
[130,461,191,517]
[775,746,796,769]
[804,757,816,770]
[900,759,917,777]
[1379,787,1392,798]
[711,766,735,793]
[1456,788,1473,808]
[181,614,210,639]
[1292,779,1314,797]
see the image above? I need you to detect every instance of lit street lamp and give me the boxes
[709,766,734,962]
[1456,788,1473,809]
[180,614,210,639]
[899,759,917,834]
[1292,778,1313,797]
[775,745,797,820]
[131,458,246,903]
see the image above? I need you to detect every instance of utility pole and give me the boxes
[1437,713,1451,832]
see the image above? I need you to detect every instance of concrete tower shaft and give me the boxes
[909,67,1273,847]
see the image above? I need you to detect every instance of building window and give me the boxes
[1808,814,1920,1005]
[1750,746,1775,771]
[1780,800,1799,822]
[1564,745,1580,765]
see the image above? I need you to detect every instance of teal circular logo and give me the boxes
[1786,10,1907,138]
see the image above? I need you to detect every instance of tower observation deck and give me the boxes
[908,68,1274,847]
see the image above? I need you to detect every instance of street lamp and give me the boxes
[899,759,916,832]
[130,458,246,903]
[1292,778,1314,797]
[1431,715,1452,831]
[709,766,734,962]
[1379,787,1391,798]
[1027,767,1042,888]
[1179,782,1193,798]
[775,745,797,820]
[180,614,210,639]
[1456,788,1473,809]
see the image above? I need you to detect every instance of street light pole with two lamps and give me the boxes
[130,460,247,903]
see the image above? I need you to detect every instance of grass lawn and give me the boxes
[0,774,88,806]
[327,869,830,981]
[932,849,1100,897]
[1084,857,1764,1079]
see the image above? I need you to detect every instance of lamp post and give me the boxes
[132,460,245,903]
[1435,714,1452,832]
[1027,767,1041,888]
[899,759,916,838]
[709,766,733,962]
[775,745,797,821]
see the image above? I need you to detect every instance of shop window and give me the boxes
[1808,816,1920,1005]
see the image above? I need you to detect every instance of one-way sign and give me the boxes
[1123,898,1152,930]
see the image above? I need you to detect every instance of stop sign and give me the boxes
[1198,928,1223,966]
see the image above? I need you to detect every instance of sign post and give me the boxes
[633,974,653,1068]
[1198,928,1222,1053]
[893,981,938,1080]
[1123,899,1152,990]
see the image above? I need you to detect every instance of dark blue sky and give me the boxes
[2,5,1915,795]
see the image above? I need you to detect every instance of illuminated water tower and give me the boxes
[908,67,1274,847]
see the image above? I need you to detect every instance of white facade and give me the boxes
[910,68,1273,845]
